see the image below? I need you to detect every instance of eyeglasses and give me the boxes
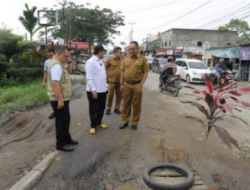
[129,48,138,52]
[63,54,70,59]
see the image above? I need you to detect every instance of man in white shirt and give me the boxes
[47,47,78,152]
[86,45,108,134]
[42,48,55,119]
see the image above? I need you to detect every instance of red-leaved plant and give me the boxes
[182,75,250,172]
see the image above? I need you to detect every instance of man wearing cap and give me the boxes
[86,45,108,134]
[105,47,122,115]
[47,47,78,152]
[215,58,228,87]
[120,41,150,130]
[160,56,177,87]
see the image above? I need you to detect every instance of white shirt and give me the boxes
[86,56,107,93]
[50,64,63,81]
[44,59,51,71]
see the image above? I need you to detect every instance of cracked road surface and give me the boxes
[34,72,250,190]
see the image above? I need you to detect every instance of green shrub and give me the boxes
[7,67,42,82]
[0,62,9,78]
[0,74,19,87]
[0,54,6,61]
[0,80,49,115]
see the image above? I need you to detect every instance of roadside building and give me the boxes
[204,43,250,81]
[160,28,237,53]
[239,43,250,81]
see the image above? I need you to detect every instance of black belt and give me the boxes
[125,80,141,85]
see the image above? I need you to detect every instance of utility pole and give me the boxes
[128,22,136,42]
[147,34,153,55]
[45,26,48,45]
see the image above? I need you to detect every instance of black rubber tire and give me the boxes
[159,84,163,93]
[158,67,161,74]
[172,87,179,97]
[143,163,194,190]
[186,75,191,84]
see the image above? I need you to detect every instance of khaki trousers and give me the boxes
[107,82,122,110]
[122,82,142,125]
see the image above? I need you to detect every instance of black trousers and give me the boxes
[50,101,72,148]
[160,74,169,85]
[87,91,107,128]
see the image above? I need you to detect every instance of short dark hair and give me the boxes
[55,46,69,54]
[48,48,55,54]
[93,45,106,55]
[114,47,122,54]
[94,49,101,55]
[130,41,139,47]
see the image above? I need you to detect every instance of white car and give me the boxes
[175,59,212,83]
[146,56,154,69]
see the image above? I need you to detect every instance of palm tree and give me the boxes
[19,3,42,41]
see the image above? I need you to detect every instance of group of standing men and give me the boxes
[43,41,150,152]
[85,41,150,134]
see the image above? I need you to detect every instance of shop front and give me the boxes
[155,48,183,59]
[240,46,250,81]
[204,47,241,80]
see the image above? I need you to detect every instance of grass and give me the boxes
[0,80,49,115]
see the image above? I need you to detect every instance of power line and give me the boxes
[198,4,250,28]
[188,1,244,28]
[213,14,250,29]
[202,10,249,29]
[123,0,176,14]
[209,11,250,29]
[134,0,212,32]
[212,14,250,29]
[136,0,241,27]
[128,0,167,21]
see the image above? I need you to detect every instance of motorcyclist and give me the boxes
[215,58,229,87]
[160,56,177,87]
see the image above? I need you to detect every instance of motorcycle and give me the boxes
[209,71,237,89]
[159,73,182,97]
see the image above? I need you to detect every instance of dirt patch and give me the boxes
[150,138,189,165]
[0,80,85,190]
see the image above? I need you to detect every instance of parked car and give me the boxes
[76,54,90,74]
[102,55,111,63]
[175,59,212,83]
[151,58,168,74]
[146,56,154,69]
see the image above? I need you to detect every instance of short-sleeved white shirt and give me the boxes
[44,59,51,72]
[50,64,63,81]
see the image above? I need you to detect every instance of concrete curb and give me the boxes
[9,151,59,190]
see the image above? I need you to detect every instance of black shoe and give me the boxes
[119,123,128,129]
[132,124,138,130]
[56,145,74,152]
[114,109,122,114]
[66,139,78,145]
[49,112,55,119]
[106,109,111,115]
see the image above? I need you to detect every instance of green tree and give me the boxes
[19,3,42,41]
[0,24,37,61]
[0,29,23,60]
[150,41,161,50]
[218,19,250,44]
[40,1,125,45]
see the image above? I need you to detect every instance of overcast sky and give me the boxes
[1,0,250,48]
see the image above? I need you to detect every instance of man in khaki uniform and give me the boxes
[120,41,150,130]
[105,47,122,115]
